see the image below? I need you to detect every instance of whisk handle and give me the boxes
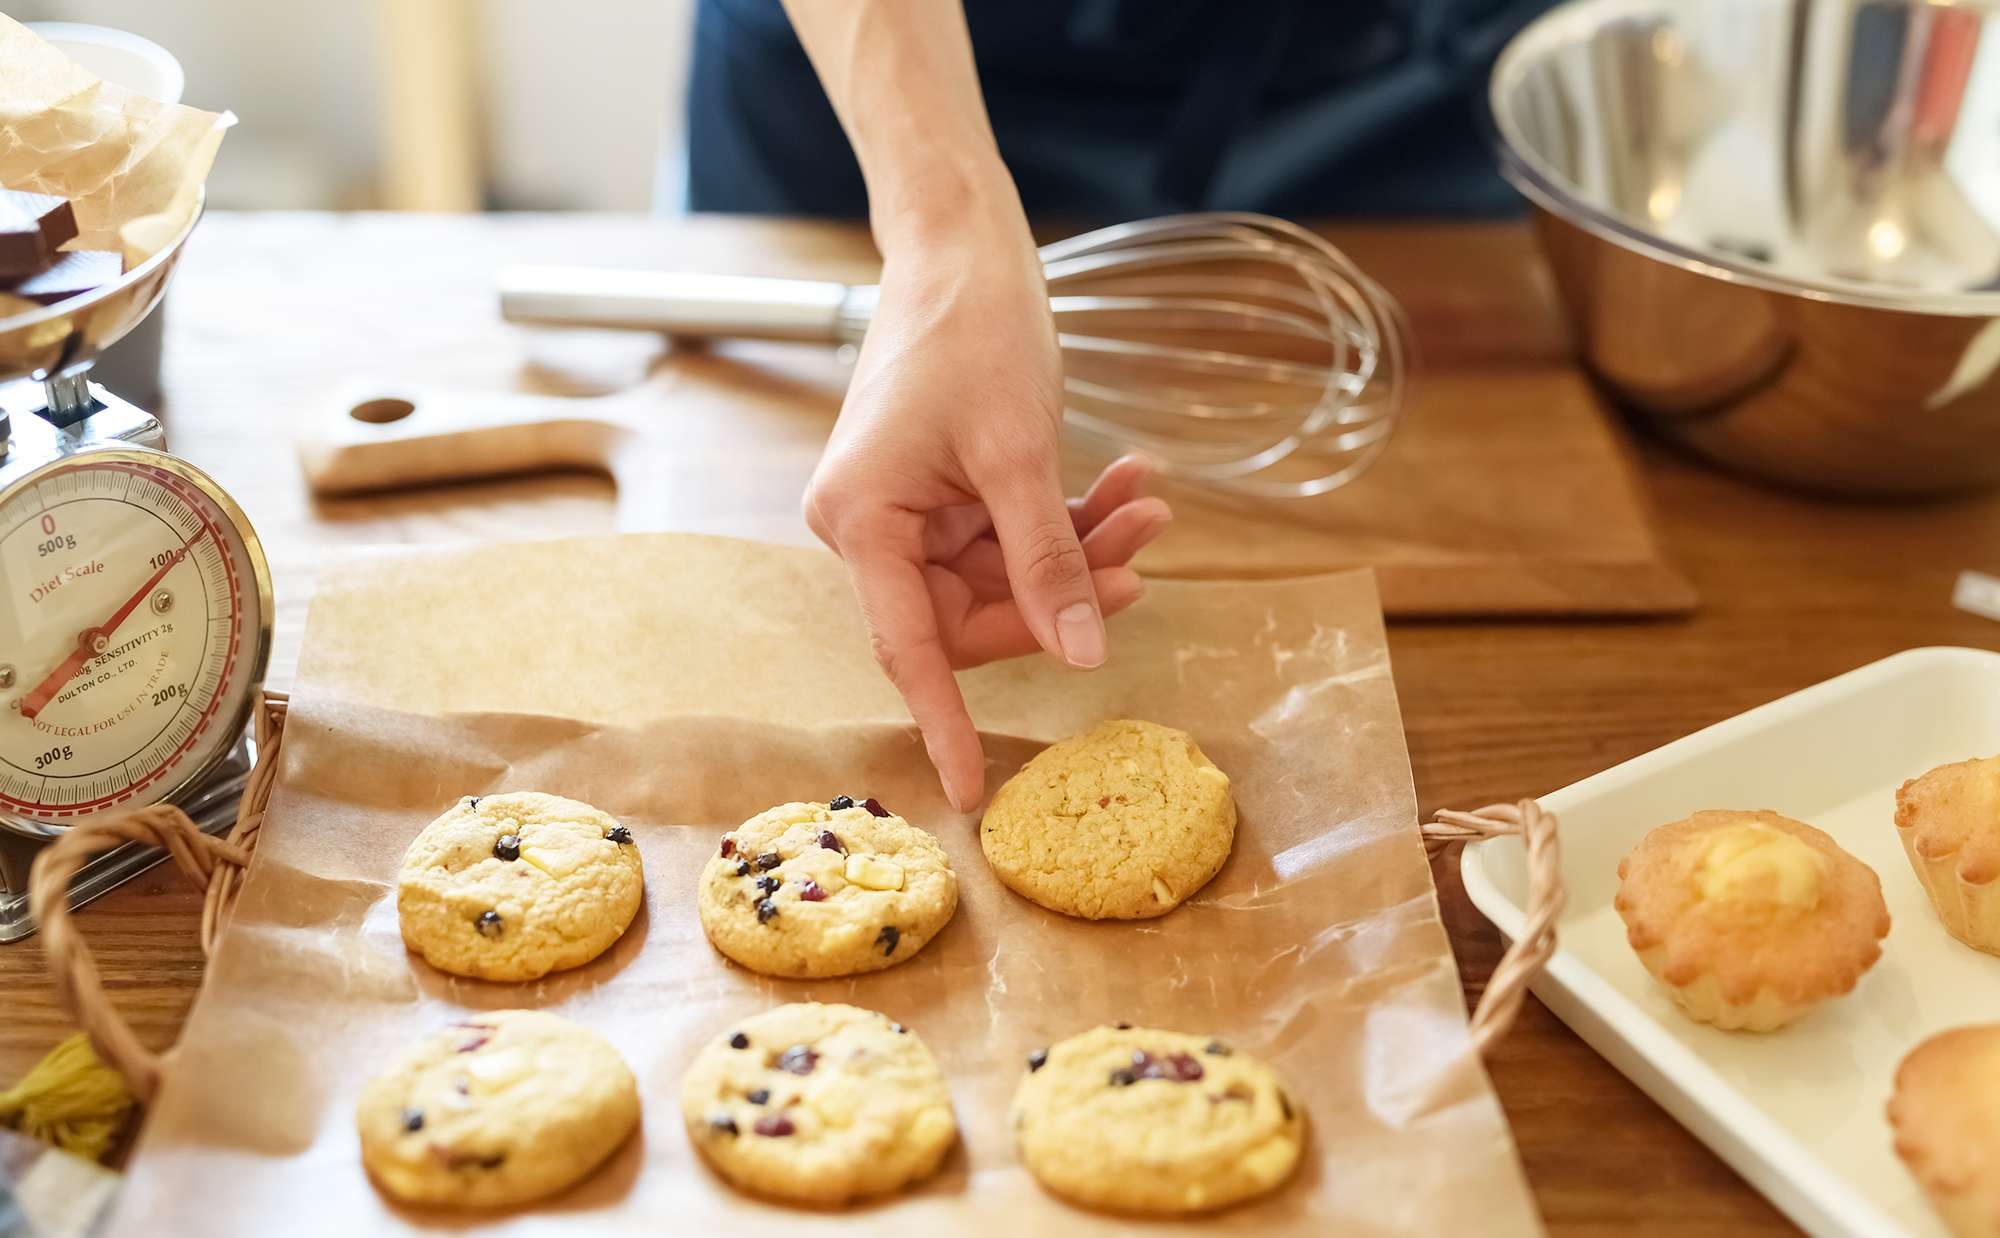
[497,266,853,342]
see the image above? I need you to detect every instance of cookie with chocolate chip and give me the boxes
[1011,1024,1305,1214]
[357,1009,639,1207]
[697,799,957,978]
[397,791,644,981]
[982,719,1236,919]
[680,1002,957,1204]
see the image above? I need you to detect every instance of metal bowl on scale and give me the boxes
[0,198,202,401]
[1491,0,2000,497]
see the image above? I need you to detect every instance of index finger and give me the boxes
[840,522,986,812]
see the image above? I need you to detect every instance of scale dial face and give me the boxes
[0,448,271,827]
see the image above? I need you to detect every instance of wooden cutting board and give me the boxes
[298,361,1693,616]
[174,212,1692,616]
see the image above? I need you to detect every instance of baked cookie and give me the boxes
[1614,810,1889,1031]
[980,719,1235,920]
[397,792,644,982]
[697,798,956,978]
[1010,1024,1304,1214]
[357,1009,639,1208]
[680,1002,957,1205]
[1896,755,2000,954]
[1889,1024,2000,1238]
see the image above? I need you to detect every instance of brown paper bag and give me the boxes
[108,534,1540,1235]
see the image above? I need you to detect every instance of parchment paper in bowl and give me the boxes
[106,534,1541,1236]
[0,15,230,266]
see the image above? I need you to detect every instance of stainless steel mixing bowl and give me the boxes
[1492,0,2000,496]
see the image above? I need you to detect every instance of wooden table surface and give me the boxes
[5,213,2000,1235]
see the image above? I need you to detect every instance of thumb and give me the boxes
[981,456,1105,669]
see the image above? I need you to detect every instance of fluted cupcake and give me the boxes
[1614,810,1889,1031]
[1896,755,2000,954]
[1890,1024,2000,1238]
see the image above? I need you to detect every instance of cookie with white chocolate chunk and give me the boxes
[396,791,645,982]
[357,1009,639,1208]
[697,798,958,978]
[981,719,1236,919]
[1011,1024,1305,1214]
[680,1002,957,1204]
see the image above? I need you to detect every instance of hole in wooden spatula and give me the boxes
[349,397,416,424]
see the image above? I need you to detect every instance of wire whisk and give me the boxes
[499,212,1409,499]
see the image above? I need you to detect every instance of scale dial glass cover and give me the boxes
[0,448,270,826]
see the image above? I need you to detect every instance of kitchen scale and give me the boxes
[0,206,272,942]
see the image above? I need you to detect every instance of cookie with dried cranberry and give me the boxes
[397,791,644,982]
[357,1009,639,1207]
[1011,1024,1305,1214]
[697,799,957,978]
[680,1002,957,1204]
[981,719,1236,920]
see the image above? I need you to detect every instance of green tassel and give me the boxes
[0,1033,134,1162]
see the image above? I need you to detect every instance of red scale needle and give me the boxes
[18,529,209,721]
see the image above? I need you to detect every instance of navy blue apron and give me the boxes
[684,0,1555,218]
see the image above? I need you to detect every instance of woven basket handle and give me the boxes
[26,693,289,1104]
[1420,800,1565,1057]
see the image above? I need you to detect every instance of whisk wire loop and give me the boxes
[1037,213,1408,498]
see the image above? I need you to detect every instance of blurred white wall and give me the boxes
[12,0,695,211]
[481,0,691,211]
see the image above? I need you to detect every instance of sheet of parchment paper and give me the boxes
[0,15,231,264]
[107,534,1540,1236]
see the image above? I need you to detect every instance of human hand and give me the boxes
[804,225,1171,812]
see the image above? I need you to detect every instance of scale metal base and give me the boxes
[0,732,254,943]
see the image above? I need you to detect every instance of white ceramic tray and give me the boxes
[1462,646,2000,1238]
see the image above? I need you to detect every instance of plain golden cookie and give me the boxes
[1890,1024,2000,1238]
[357,1010,639,1208]
[1614,809,1889,1031]
[680,1002,957,1205]
[697,798,957,978]
[1896,754,2000,954]
[1010,1024,1305,1214]
[397,791,645,982]
[980,719,1235,919]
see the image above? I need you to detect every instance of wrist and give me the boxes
[866,149,1030,259]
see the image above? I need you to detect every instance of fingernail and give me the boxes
[1055,602,1106,669]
